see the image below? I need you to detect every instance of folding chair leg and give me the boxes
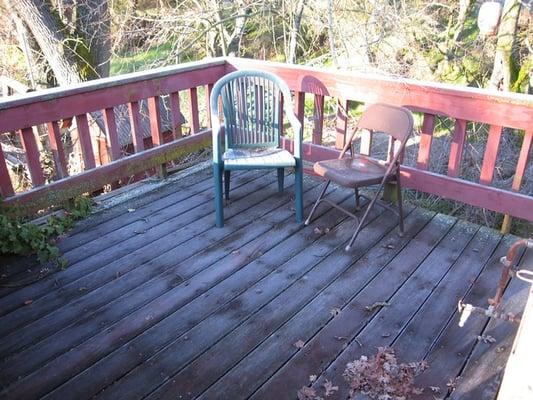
[345,189,381,251]
[396,173,404,236]
[214,165,224,227]
[224,170,231,200]
[305,180,330,225]
[355,187,360,210]
[277,168,284,193]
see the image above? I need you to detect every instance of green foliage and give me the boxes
[0,196,93,265]
[111,41,175,75]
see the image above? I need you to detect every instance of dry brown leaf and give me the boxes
[309,375,317,383]
[429,386,441,393]
[313,227,323,235]
[323,380,339,397]
[476,334,496,344]
[330,307,341,317]
[294,340,305,349]
[297,386,317,400]
[23,299,33,305]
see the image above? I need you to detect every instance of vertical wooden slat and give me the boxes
[501,129,532,233]
[360,129,373,156]
[479,125,503,185]
[0,144,14,197]
[169,92,182,139]
[511,129,533,191]
[127,101,144,152]
[75,114,96,170]
[416,113,435,170]
[46,121,68,179]
[188,87,200,134]
[447,119,467,178]
[205,83,213,129]
[19,127,45,186]
[278,92,284,138]
[335,99,349,150]
[313,94,324,145]
[148,96,163,146]
[103,108,121,161]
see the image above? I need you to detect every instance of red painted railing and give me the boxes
[0,58,532,224]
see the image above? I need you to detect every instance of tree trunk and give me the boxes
[7,0,82,86]
[288,0,306,64]
[327,0,337,66]
[76,0,111,78]
[489,0,522,91]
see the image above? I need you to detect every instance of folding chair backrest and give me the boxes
[356,103,413,143]
[212,70,285,150]
[341,103,414,161]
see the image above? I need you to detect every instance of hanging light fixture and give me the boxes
[477,2,503,36]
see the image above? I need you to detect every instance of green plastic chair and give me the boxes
[210,70,303,227]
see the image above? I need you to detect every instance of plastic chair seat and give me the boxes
[313,155,394,187]
[223,148,296,170]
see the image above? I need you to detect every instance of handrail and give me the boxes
[0,58,226,214]
[0,57,532,223]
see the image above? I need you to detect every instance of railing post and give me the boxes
[189,88,200,134]
[335,99,349,150]
[46,121,68,179]
[19,127,45,186]
[416,113,435,170]
[148,96,167,178]
[0,144,14,197]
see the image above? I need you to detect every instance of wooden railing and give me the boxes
[226,58,533,225]
[0,57,532,225]
[0,59,225,214]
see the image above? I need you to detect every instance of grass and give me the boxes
[110,41,175,76]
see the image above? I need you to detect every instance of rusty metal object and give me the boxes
[458,237,533,327]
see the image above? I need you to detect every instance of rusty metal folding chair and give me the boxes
[305,103,414,251]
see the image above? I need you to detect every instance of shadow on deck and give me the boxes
[0,167,530,400]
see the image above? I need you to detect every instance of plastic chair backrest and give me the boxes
[211,70,289,150]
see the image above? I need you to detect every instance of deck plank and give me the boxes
[0,167,527,400]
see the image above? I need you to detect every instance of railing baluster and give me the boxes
[335,99,349,150]
[188,88,200,134]
[294,91,305,133]
[19,127,45,186]
[416,113,435,170]
[447,119,467,178]
[313,94,324,145]
[501,129,532,233]
[169,92,182,139]
[46,121,68,179]
[0,144,14,197]
[127,101,144,152]
[103,107,121,161]
[360,129,372,156]
[148,96,167,177]
[75,114,96,170]
[205,83,213,129]
[479,125,503,185]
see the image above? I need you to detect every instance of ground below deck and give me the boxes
[0,167,530,400]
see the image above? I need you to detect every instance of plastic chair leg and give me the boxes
[277,168,284,193]
[213,164,224,227]
[294,165,303,223]
[224,170,231,200]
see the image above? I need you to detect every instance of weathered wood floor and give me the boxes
[0,168,530,400]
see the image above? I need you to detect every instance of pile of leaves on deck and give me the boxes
[298,347,428,400]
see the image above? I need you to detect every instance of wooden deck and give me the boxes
[0,167,530,400]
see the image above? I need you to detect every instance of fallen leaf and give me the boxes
[294,340,305,349]
[323,380,339,397]
[429,386,441,393]
[476,334,496,344]
[330,307,341,317]
[334,336,348,341]
[313,227,323,235]
[365,301,390,312]
[309,374,317,383]
[297,386,317,400]
[381,333,391,338]
[127,208,136,212]
[24,299,33,305]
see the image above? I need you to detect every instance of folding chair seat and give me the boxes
[305,103,414,251]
